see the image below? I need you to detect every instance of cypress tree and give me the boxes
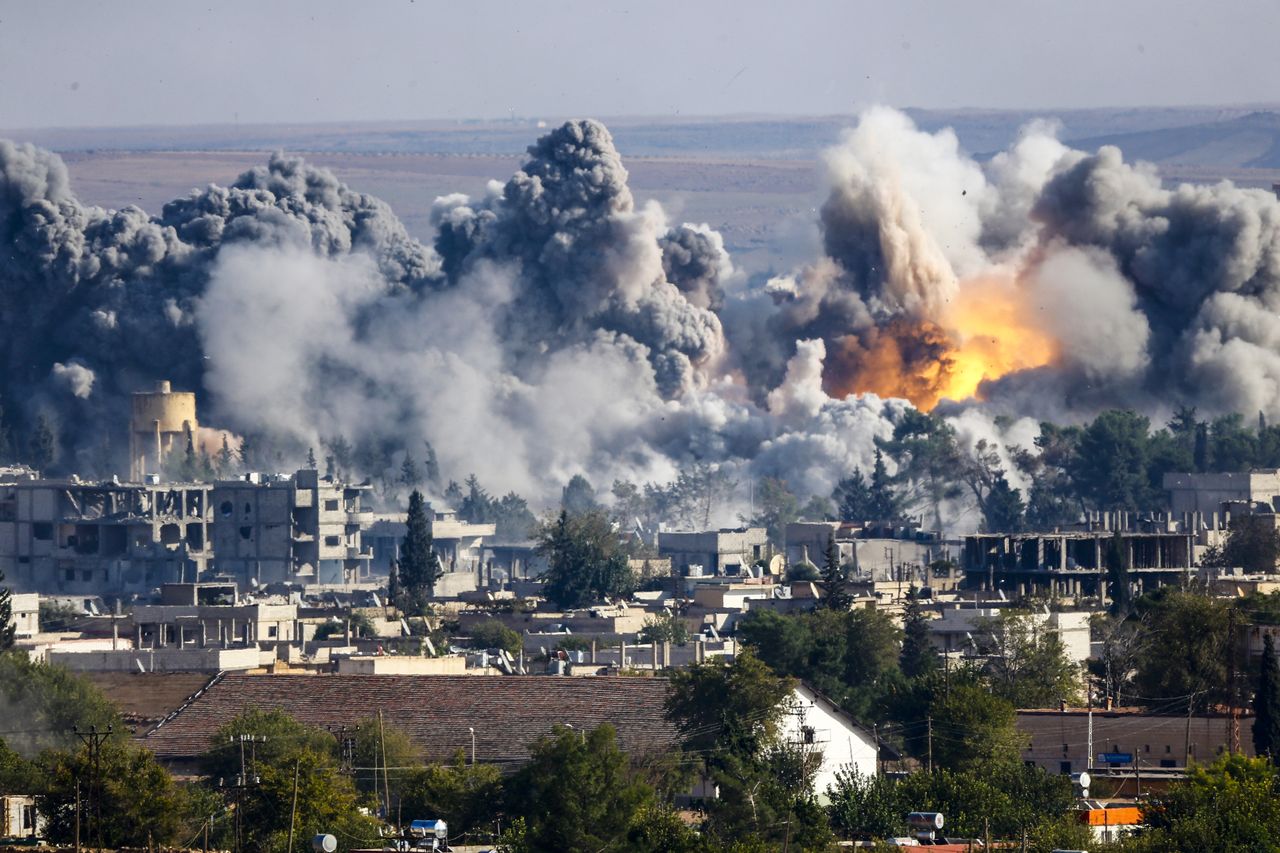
[868,448,898,521]
[28,415,56,473]
[1106,530,1131,614]
[1255,633,1280,761]
[819,533,852,610]
[900,585,938,678]
[399,490,442,609]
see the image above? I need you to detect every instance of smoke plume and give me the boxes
[5,109,1280,525]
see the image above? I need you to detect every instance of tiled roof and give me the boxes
[142,673,677,765]
[87,672,216,731]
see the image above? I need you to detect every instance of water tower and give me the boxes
[129,380,198,481]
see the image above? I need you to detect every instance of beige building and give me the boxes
[129,380,198,482]
[658,527,768,577]
[0,477,212,594]
[1164,469,1280,516]
[211,469,372,586]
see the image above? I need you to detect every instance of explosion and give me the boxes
[822,274,1059,411]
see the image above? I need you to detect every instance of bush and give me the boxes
[467,619,523,655]
[787,561,819,581]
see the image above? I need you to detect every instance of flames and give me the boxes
[824,273,1058,411]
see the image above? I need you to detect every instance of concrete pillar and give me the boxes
[651,640,659,671]
[620,640,627,669]
[663,641,671,669]
[229,618,236,646]
[177,625,185,649]
[1059,537,1068,571]
[135,623,143,648]
[112,620,119,651]
[201,621,208,647]
[591,639,598,665]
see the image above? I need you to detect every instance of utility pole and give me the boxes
[1087,687,1094,772]
[74,781,80,853]
[227,734,266,853]
[378,710,392,824]
[73,724,112,851]
[286,758,301,853]
[927,715,933,773]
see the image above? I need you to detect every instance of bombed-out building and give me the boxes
[129,380,198,482]
[365,505,496,595]
[210,469,373,587]
[962,513,1211,599]
[658,527,768,578]
[0,475,213,595]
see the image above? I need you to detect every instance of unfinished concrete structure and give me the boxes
[658,527,768,577]
[210,469,372,587]
[963,527,1197,599]
[0,477,213,595]
[129,380,198,482]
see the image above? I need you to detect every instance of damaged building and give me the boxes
[0,476,212,595]
[210,469,373,587]
[962,512,1215,599]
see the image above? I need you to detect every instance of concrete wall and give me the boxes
[49,645,261,673]
[337,655,469,675]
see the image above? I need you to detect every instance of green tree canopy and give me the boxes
[536,509,635,609]
[398,489,443,608]
[929,685,1025,773]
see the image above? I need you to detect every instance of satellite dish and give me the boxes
[311,835,337,853]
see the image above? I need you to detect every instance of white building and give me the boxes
[783,683,880,797]
[928,607,1092,666]
[1164,469,1280,516]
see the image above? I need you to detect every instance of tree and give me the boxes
[1224,514,1280,574]
[218,435,235,475]
[639,611,689,645]
[203,709,378,851]
[561,474,599,516]
[467,618,523,655]
[1256,634,1280,762]
[459,474,494,524]
[399,454,421,489]
[350,716,420,797]
[1134,588,1232,711]
[819,534,851,610]
[832,469,871,522]
[1133,754,1280,852]
[306,446,318,469]
[399,753,503,843]
[502,724,656,853]
[27,414,56,472]
[864,447,898,522]
[880,410,961,530]
[749,477,800,545]
[38,740,193,848]
[537,509,634,609]
[1069,409,1154,510]
[900,585,938,679]
[930,685,1025,773]
[664,653,830,847]
[0,652,122,757]
[1106,529,1132,614]
[492,492,536,542]
[422,441,441,486]
[443,479,464,508]
[982,472,1025,532]
[0,570,13,651]
[975,611,1081,708]
[399,490,443,608]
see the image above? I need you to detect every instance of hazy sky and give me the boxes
[2,0,1278,129]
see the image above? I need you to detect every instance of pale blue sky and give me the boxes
[2,0,1277,128]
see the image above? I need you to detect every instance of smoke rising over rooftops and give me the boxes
[3,109,1280,518]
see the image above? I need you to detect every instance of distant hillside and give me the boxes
[7,105,1280,163]
[1064,111,1280,168]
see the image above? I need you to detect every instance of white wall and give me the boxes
[781,685,878,797]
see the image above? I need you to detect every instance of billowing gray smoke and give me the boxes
[6,109,1280,523]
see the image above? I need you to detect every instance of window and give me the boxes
[1062,743,1069,756]
[1144,744,1150,753]
[325,535,341,547]
[267,626,278,638]
[324,499,339,511]
[1059,761,1072,774]
[1160,759,1176,768]
[33,522,52,540]
[239,526,252,540]
[220,500,233,518]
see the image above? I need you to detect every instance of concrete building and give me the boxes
[1164,469,1280,516]
[785,520,948,582]
[0,477,213,594]
[129,380,198,482]
[211,469,372,586]
[365,505,496,595]
[928,607,1092,666]
[1018,707,1252,777]
[658,527,767,577]
[8,593,38,638]
[963,529,1198,599]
